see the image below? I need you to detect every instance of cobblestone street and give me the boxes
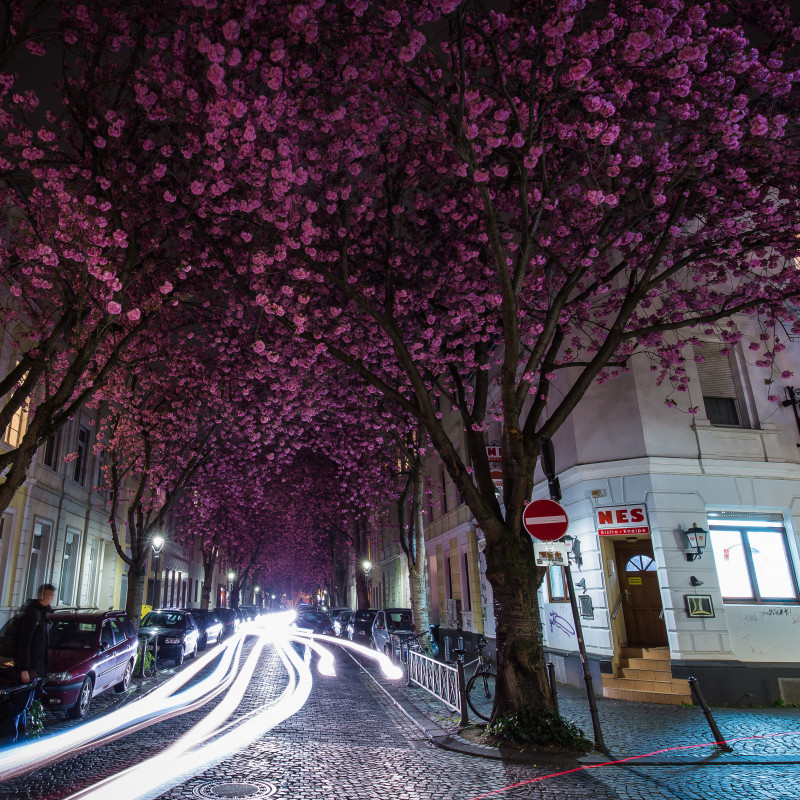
[1,638,798,800]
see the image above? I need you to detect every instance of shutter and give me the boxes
[708,511,784,524]
[695,343,736,399]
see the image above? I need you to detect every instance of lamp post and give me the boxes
[254,586,260,608]
[363,560,372,607]
[228,571,236,608]
[152,536,164,609]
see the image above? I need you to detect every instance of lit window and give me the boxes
[547,566,569,602]
[626,555,656,572]
[708,514,798,603]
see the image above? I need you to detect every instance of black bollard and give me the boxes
[547,661,560,715]
[688,676,732,751]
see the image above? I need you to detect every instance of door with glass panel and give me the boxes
[615,540,668,647]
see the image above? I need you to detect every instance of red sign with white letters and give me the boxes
[595,504,650,536]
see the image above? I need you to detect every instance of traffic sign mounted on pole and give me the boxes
[523,498,569,542]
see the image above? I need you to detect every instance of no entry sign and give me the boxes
[523,499,569,542]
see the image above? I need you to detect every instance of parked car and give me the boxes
[372,608,416,659]
[45,610,139,719]
[213,607,240,639]
[139,610,200,665]
[347,609,377,644]
[332,610,352,638]
[238,605,259,621]
[290,610,335,636]
[327,606,350,622]
[182,608,223,651]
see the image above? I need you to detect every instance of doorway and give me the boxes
[614,539,667,647]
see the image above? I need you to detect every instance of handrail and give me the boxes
[612,594,623,619]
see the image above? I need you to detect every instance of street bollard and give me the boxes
[444,636,452,664]
[688,676,732,751]
[454,648,469,727]
[547,661,559,715]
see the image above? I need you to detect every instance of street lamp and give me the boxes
[254,586,260,607]
[152,536,164,609]
[362,560,371,574]
[228,571,235,607]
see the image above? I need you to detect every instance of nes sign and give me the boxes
[596,504,650,537]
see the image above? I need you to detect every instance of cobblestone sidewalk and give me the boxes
[359,656,800,766]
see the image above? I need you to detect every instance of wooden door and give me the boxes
[614,540,667,647]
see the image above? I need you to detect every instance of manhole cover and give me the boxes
[192,780,277,799]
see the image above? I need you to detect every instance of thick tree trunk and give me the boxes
[407,457,429,646]
[126,565,147,630]
[230,581,240,610]
[485,524,553,719]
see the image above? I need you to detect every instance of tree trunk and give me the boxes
[126,564,147,630]
[406,453,429,646]
[485,523,553,719]
[230,581,240,610]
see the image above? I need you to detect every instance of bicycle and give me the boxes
[392,631,426,664]
[464,636,496,721]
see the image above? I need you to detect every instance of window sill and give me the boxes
[692,420,784,462]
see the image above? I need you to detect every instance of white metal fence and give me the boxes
[406,649,461,713]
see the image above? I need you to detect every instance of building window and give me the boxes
[25,519,52,601]
[462,552,472,611]
[546,566,569,602]
[4,401,28,447]
[694,343,746,427]
[708,512,798,603]
[61,528,80,606]
[73,426,91,485]
[42,432,60,469]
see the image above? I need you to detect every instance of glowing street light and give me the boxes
[151,536,165,608]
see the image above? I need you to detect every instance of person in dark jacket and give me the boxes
[1,584,55,744]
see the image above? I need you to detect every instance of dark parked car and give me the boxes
[290,610,335,636]
[182,608,223,651]
[213,607,239,639]
[139,610,200,665]
[45,610,138,719]
[347,609,377,645]
[332,610,352,638]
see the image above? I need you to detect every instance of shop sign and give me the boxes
[596,503,650,536]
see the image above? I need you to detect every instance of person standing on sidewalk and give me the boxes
[1,584,55,744]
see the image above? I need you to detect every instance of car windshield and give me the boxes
[354,611,376,623]
[297,612,329,625]
[50,620,98,650]
[141,612,185,628]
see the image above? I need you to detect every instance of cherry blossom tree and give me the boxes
[175,0,800,717]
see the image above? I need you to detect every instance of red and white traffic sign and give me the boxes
[523,499,569,542]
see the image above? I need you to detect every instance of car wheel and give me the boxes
[190,642,198,659]
[68,676,93,719]
[383,643,394,662]
[176,646,184,666]
[369,637,376,650]
[114,660,133,693]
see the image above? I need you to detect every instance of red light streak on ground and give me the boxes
[465,730,800,800]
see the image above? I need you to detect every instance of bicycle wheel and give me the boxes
[466,670,497,721]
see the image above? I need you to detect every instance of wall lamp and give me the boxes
[684,523,708,562]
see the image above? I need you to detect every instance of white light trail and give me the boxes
[0,614,402,797]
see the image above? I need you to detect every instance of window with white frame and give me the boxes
[708,512,798,603]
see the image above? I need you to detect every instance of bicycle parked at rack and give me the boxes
[464,636,496,721]
[392,631,426,664]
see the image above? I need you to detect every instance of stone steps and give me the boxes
[602,646,693,706]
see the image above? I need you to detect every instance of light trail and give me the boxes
[0,613,403,798]
[464,729,800,800]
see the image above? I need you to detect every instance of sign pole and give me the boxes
[563,560,605,752]
[532,440,606,752]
